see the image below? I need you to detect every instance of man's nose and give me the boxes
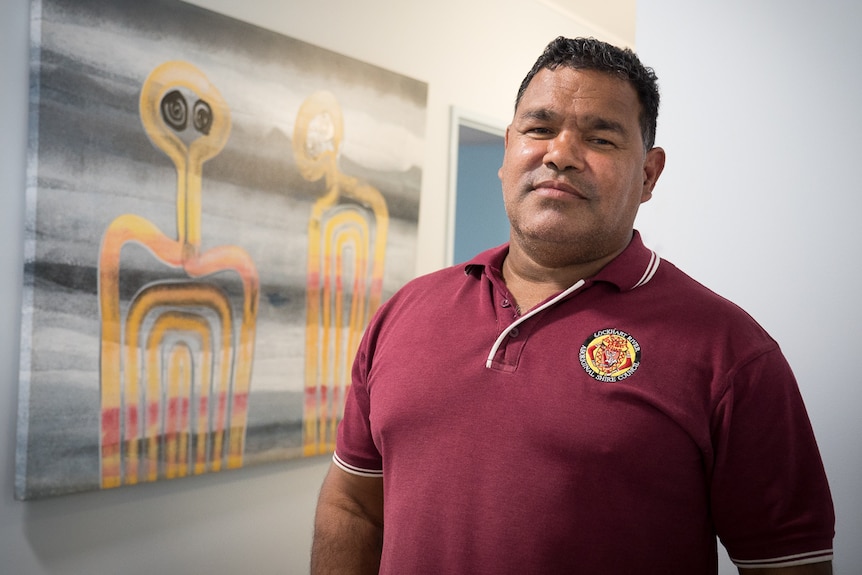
[543,131,584,172]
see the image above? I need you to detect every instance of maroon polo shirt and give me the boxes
[335,231,834,574]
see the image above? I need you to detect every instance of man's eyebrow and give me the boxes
[582,115,629,136]
[516,107,559,122]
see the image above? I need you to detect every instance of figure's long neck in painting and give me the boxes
[175,151,202,257]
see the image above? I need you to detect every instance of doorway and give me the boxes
[447,109,508,265]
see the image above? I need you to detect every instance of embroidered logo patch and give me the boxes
[579,329,641,382]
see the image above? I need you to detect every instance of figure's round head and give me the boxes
[292,90,344,183]
[140,61,231,166]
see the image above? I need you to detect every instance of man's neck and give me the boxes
[502,240,625,313]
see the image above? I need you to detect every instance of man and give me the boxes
[311,37,834,574]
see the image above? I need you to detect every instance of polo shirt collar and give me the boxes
[463,244,507,277]
[462,230,660,293]
[591,230,661,292]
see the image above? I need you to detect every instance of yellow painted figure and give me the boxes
[99,62,259,488]
[295,92,389,455]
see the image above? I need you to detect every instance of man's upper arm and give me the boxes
[317,461,384,528]
[311,463,384,574]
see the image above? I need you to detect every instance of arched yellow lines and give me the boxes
[163,341,193,480]
[309,211,369,451]
[144,312,204,482]
[118,282,232,486]
[295,91,389,455]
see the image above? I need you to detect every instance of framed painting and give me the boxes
[15,0,426,499]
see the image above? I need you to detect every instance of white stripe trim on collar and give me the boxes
[632,250,660,289]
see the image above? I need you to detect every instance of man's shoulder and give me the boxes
[655,259,748,309]
[647,258,776,343]
[373,262,478,322]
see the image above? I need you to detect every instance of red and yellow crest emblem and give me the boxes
[579,329,641,382]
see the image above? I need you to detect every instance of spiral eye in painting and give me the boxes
[193,99,213,135]
[161,90,188,132]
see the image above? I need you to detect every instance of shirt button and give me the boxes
[509,327,520,338]
[501,299,511,308]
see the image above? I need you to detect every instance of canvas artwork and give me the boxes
[16,0,426,499]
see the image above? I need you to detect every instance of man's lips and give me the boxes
[532,179,588,200]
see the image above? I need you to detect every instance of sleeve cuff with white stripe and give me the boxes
[332,452,383,478]
[731,549,833,570]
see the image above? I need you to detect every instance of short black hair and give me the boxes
[515,37,660,150]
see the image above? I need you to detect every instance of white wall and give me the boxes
[0,0,615,573]
[636,1,862,573]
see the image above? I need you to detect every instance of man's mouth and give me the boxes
[533,179,588,200]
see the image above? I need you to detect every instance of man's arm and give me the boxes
[311,462,384,575]
[738,562,832,575]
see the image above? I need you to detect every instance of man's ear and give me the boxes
[641,146,666,203]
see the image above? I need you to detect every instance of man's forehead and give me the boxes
[523,67,634,99]
[516,69,639,118]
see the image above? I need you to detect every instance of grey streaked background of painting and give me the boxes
[17,0,426,499]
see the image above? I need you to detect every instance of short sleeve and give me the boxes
[710,347,834,568]
[333,329,383,477]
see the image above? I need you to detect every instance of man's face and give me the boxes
[499,67,665,268]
